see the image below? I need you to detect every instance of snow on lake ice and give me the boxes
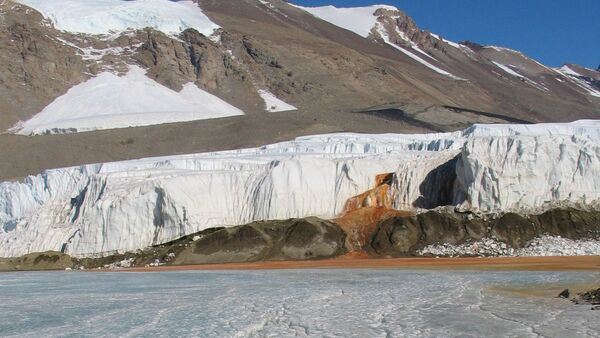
[11,66,244,135]
[15,0,220,37]
[0,270,598,337]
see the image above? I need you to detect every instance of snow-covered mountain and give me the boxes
[1,0,598,140]
[2,120,600,257]
[294,3,600,91]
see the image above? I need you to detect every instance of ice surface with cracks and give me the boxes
[2,270,599,337]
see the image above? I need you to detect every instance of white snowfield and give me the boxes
[2,120,600,257]
[10,66,244,135]
[15,0,220,37]
[291,4,397,38]
[258,90,298,112]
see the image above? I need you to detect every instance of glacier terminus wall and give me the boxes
[1,120,600,257]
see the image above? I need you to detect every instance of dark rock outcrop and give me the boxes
[572,288,600,305]
[2,207,599,271]
[558,289,570,298]
[0,252,73,271]
[174,217,347,264]
[370,208,600,256]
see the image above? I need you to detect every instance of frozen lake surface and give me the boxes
[1,269,599,337]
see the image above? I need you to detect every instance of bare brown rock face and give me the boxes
[0,3,88,128]
[371,7,440,53]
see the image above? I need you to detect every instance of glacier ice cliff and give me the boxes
[1,120,600,257]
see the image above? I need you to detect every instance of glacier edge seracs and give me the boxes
[2,120,600,257]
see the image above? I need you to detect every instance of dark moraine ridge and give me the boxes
[371,208,600,256]
[1,208,599,271]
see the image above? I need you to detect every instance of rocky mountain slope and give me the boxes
[0,0,598,179]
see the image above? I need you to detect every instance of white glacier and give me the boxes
[10,66,245,135]
[1,120,600,257]
[15,0,220,37]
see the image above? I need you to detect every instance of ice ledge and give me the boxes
[1,120,600,257]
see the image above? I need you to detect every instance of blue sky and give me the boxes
[293,0,599,69]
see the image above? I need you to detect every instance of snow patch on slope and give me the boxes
[555,66,600,98]
[485,45,525,56]
[558,65,582,77]
[11,66,244,135]
[55,37,143,61]
[430,33,461,49]
[389,26,436,61]
[15,0,220,37]
[377,26,464,80]
[491,61,550,92]
[258,90,297,112]
[491,61,523,78]
[292,4,397,38]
